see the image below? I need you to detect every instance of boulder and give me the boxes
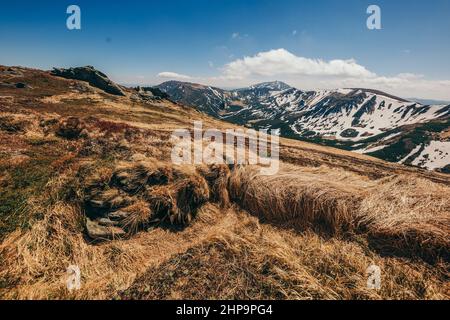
[131,86,169,102]
[51,66,125,96]
[141,87,170,99]
[108,210,132,221]
[15,83,27,89]
[97,217,120,227]
[56,117,85,139]
[86,218,125,240]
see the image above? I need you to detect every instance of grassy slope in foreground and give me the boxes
[0,66,448,300]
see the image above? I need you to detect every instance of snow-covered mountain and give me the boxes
[155,81,450,172]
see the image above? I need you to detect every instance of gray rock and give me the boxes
[86,218,126,240]
[140,87,170,99]
[51,66,125,96]
[1,67,23,76]
[108,210,131,221]
[130,86,169,103]
[97,218,120,227]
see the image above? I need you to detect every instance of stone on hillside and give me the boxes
[15,83,28,89]
[86,218,125,240]
[141,87,170,99]
[108,210,132,221]
[56,117,85,139]
[97,217,120,227]
[51,66,125,96]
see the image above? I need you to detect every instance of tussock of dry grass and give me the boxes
[111,160,173,194]
[81,159,226,238]
[120,201,153,235]
[228,165,369,235]
[198,164,231,208]
[228,165,450,263]
[357,176,450,263]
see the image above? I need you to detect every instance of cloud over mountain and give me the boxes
[154,49,450,100]
[221,48,376,79]
[157,72,192,80]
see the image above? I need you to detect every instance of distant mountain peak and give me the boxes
[249,81,292,91]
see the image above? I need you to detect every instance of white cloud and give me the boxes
[396,73,424,80]
[157,71,192,80]
[150,49,450,100]
[221,49,376,80]
[332,76,450,101]
[231,32,248,40]
[292,30,297,36]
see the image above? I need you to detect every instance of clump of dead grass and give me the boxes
[198,164,231,208]
[120,201,153,235]
[356,176,450,263]
[79,159,224,238]
[111,160,173,194]
[0,115,27,133]
[228,165,367,235]
[56,117,85,140]
[228,164,450,263]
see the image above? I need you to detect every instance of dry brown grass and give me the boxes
[228,164,450,263]
[228,165,369,235]
[121,209,448,300]
[1,66,449,300]
[0,180,231,299]
[171,173,210,225]
[120,201,153,235]
[357,176,450,263]
[198,164,231,208]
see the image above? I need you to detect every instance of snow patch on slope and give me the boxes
[411,141,450,170]
[399,145,423,164]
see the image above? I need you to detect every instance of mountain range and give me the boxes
[155,81,450,172]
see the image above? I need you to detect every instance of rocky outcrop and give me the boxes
[0,67,23,76]
[51,66,125,96]
[82,159,231,241]
[85,218,126,240]
[140,87,170,99]
[130,86,170,103]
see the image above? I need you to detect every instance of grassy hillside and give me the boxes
[0,66,448,300]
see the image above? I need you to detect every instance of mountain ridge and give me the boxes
[155,80,450,172]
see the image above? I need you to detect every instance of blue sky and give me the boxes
[1,0,450,99]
